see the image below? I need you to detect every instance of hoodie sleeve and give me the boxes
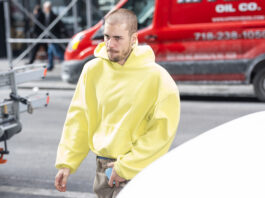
[55,66,92,173]
[114,92,180,180]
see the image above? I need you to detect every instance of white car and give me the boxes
[118,111,265,198]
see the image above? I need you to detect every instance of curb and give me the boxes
[0,185,96,198]
[17,82,256,99]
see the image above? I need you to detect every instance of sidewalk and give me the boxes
[0,58,256,98]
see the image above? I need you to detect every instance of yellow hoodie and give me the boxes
[56,42,180,180]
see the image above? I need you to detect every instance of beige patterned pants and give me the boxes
[93,157,129,198]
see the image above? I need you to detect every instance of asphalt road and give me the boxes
[0,89,265,198]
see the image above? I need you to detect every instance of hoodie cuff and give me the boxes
[55,163,74,174]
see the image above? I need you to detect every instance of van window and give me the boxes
[92,0,155,40]
[123,0,155,30]
[92,0,120,26]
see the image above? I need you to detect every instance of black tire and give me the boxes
[253,68,265,102]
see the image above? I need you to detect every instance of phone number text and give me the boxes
[194,30,265,41]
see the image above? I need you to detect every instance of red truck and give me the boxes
[62,0,265,101]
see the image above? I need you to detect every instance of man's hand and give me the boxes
[54,168,70,192]
[107,162,126,188]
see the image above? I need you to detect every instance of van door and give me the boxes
[148,0,265,83]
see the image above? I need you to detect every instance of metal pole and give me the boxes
[23,0,30,38]
[9,71,19,121]
[8,38,70,43]
[86,0,92,28]
[72,1,78,34]
[3,0,13,70]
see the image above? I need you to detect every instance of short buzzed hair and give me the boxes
[43,1,52,8]
[104,8,138,35]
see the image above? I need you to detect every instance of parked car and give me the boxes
[62,0,265,101]
[117,111,265,198]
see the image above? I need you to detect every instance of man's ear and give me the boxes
[131,32,138,46]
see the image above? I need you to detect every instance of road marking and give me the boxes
[0,185,96,198]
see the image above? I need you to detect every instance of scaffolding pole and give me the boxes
[73,1,78,34]
[86,0,92,29]
[8,38,70,44]
[3,0,13,70]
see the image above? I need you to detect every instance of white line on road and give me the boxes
[0,185,96,198]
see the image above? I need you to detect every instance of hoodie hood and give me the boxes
[94,42,155,68]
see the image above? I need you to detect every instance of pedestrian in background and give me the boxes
[54,8,180,198]
[43,1,68,71]
[27,4,47,65]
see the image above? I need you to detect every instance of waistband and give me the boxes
[96,156,115,160]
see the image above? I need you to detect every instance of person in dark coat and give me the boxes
[43,1,68,70]
[27,5,47,64]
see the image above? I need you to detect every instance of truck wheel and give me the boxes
[253,68,265,102]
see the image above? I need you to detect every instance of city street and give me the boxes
[1,89,264,198]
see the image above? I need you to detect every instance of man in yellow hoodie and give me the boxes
[55,8,180,198]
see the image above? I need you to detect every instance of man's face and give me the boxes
[104,22,136,65]
[43,6,50,15]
